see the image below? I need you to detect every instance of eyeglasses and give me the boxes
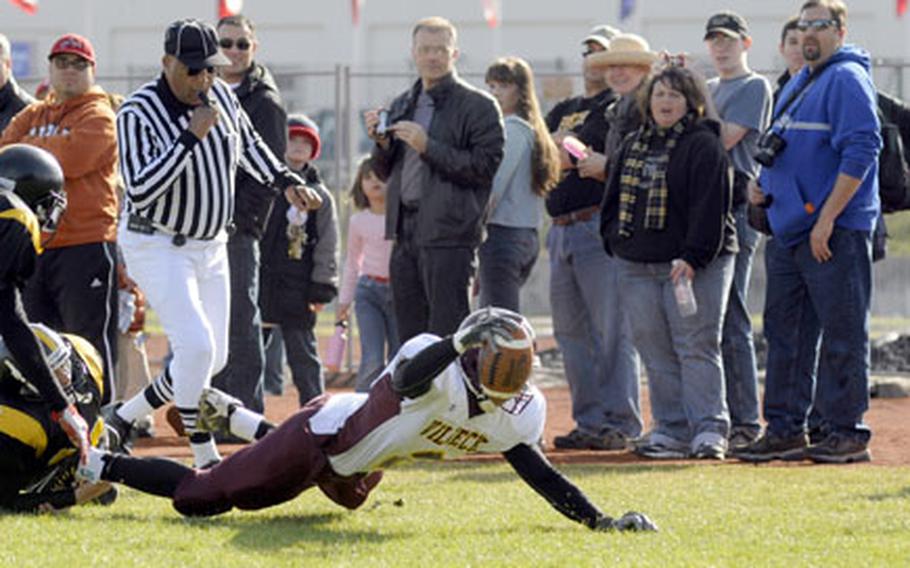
[218,38,252,51]
[52,56,90,71]
[796,18,838,32]
[187,66,216,77]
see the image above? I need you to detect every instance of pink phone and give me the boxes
[562,136,588,160]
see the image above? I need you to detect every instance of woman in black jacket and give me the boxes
[601,66,737,461]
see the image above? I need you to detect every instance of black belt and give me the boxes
[126,214,228,247]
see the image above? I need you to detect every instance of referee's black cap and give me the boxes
[164,19,231,70]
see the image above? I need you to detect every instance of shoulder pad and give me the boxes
[0,191,42,254]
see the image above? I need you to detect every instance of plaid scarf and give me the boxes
[617,112,694,238]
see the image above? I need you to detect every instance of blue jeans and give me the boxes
[211,232,266,413]
[617,254,734,449]
[547,216,641,438]
[762,228,872,442]
[263,326,286,395]
[478,225,539,312]
[721,205,761,435]
[354,276,399,392]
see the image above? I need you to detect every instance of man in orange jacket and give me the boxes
[0,33,119,403]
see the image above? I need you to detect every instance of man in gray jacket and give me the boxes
[365,16,504,343]
[0,33,35,133]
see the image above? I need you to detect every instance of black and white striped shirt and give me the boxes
[117,76,298,239]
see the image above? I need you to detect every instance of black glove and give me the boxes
[594,511,658,532]
[451,314,520,354]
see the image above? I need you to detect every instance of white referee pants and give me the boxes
[118,226,230,411]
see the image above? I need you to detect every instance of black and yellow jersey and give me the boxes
[0,191,41,290]
[0,334,105,508]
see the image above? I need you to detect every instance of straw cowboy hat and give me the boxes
[587,33,657,68]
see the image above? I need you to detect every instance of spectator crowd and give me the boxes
[1,0,903,507]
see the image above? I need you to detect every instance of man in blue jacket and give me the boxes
[736,0,880,464]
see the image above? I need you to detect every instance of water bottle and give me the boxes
[325,321,348,372]
[672,260,698,318]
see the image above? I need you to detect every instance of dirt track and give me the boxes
[134,384,909,467]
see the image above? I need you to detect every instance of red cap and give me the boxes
[288,124,322,161]
[48,33,96,65]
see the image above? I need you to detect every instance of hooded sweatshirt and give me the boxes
[0,85,118,248]
[759,45,881,248]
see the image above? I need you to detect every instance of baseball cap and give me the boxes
[582,25,621,50]
[48,33,95,65]
[164,19,231,70]
[704,11,749,40]
[288,114,322,160]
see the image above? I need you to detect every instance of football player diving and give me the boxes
[0,143,93,479]
[0,322,114,511]
[79,308,657,532]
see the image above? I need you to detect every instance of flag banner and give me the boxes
[899,0,908,16]
[483,0,500,29]
[620,0,635,21]
[10,0,38,14]
[219,0,243,19]
[352,0,364,26]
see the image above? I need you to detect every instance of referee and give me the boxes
[107,19,321,468]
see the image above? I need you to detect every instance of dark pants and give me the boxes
[24,242,118,404]
[390,210,475,343]
[266,312,323,407]
[478,225,539,312]
[212,232,266,413]
[762,228,873,442]
[136,395,381,516]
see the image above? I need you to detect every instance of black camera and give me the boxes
[754,130,787,168]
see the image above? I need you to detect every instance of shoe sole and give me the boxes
[635,449,688,460]
[734,446,807,463]
[808,450,872,464]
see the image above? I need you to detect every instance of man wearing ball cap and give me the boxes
[79,308,656,533]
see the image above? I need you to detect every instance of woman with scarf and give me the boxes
[600,66,738,461]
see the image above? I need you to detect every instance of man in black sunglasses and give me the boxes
[208,14,289,420]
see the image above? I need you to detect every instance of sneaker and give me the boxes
[553,428,626,451]
[632,431,689,459]
[691,442,725,460]
[806,433,871,464]
[102,403,133,454]
[198,387,242,435]
[728,428,760,451]
[732,431,808,463]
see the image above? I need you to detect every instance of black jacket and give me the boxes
[0,78,34,134]
[601,119,738,269]
[259,164,339,325]
[372,73,504,248]
[232,63,288,238]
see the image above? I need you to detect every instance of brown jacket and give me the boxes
[0,86,118,248]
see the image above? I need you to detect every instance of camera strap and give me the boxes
[770,59,836,128]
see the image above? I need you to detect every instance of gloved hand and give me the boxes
[452,314,520,354]
[594,511,658,532]
[52,404,90,466]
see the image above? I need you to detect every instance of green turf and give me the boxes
[3,462,908,566]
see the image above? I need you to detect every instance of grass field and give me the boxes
[3,462,908,567]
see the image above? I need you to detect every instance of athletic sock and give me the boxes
[189,433,221,468]
[229,407,269,442]
[104,454,192,497]
[118,368,174,423]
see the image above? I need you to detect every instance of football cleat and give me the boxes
[102,403,133,454]
[197,387,242,434]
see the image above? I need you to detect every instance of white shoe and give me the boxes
[76,447,108,483]
[198,387,242,434]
